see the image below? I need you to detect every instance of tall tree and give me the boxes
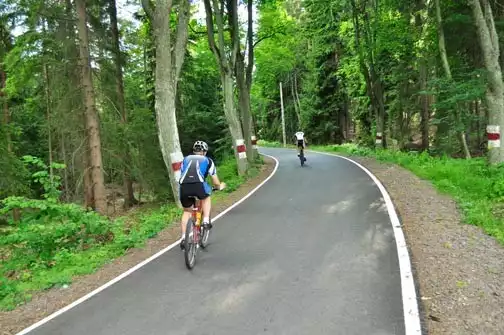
[142,0,190,203]
[469,0,504,164]
[0,21,12,152]
[204,0,248,175]
[235,0,258,163]
[108,0,137,208]
[76,0,107,213]
[435,0,471,158]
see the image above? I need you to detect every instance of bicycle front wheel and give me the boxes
[184,219,197,269]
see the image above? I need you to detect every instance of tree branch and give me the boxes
[252,31,285,49]
[141,0,153,20]
[173,0,190,81]
[245,0,254,89]
[204,0,223,68]
[211,0,229,71]
[228,0,240,68]
[189,24,207,35]
[481,0,499,55]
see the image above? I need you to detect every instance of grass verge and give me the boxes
[258,139,504,245]
[0,157,263,311]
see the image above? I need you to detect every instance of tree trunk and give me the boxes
[236,53,255,164]
[469,0,504,164]
[418,61,430,150]
[0,66,10,152]
[83,146,94,209]
[108,0,137,208]
[204,0,248,175]
[244,0,258,161]
[76,0,107,214]
[291,74,301,127]
[294,73,302,126]
[475,100,481,146]
[350,0,373,144]
[372,71,386,148]
[413,2,431,152]
[43,63,54,181]
[361,7,386,148]
[223,72,248,174]
[60,133,70,202]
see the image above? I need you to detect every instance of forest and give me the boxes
[1,0,504,315]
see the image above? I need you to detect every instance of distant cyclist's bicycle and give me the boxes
[183,187,222,270]
[299,147,306,167]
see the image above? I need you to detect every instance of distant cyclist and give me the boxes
[178,141,226,250]
[294,131,307,159]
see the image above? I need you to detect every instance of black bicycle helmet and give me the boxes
[193,140,209,152]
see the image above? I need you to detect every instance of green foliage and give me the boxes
[0,145,30,199]
[21,155,66,200]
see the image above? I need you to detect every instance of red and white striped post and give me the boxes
[375,132,383,145]
[251,135,258,149]
[236,139,247,159]
[170,151,184,182]
[487,125,500,149]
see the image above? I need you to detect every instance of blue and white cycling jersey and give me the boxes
[179,155,216,193]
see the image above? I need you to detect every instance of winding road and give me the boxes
[18,148,418,335]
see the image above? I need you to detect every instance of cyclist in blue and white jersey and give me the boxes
[178,140,225,249]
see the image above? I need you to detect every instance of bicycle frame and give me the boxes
[191,198,203,245]
[299,146,305,166]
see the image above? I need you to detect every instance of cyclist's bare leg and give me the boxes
[201,196,211,226]
[180,208,192,236]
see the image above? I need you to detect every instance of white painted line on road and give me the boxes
[306,149,422,335]
[15,154,280,335]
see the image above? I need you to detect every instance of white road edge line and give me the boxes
[16,153,280,335]
[306,149,422,335]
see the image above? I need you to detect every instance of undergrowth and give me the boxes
[258,140,504,245]
[0,156,260,311]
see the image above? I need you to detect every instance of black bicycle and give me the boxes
[299,147,306,166]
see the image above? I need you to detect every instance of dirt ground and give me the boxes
[349,156,504,335]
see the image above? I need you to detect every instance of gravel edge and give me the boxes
[346,155,504,335]
[0,157,276,335]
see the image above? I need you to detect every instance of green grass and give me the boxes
[258,140,504,245]
[0,157,263,311]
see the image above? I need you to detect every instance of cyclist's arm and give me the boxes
[207,159,223,188]
[178,158,187,182]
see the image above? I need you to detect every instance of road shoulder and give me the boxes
[0,156,276,335]
[347,156,504,335]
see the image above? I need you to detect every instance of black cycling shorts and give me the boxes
[179,183,209,209]
[297,139,304,148]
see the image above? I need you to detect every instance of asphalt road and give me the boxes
[24,148,405,335]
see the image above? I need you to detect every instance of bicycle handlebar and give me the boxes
[212,183,226,191]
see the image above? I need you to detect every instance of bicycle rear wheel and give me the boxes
[300,149,305,166]
[184,219,197,269]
